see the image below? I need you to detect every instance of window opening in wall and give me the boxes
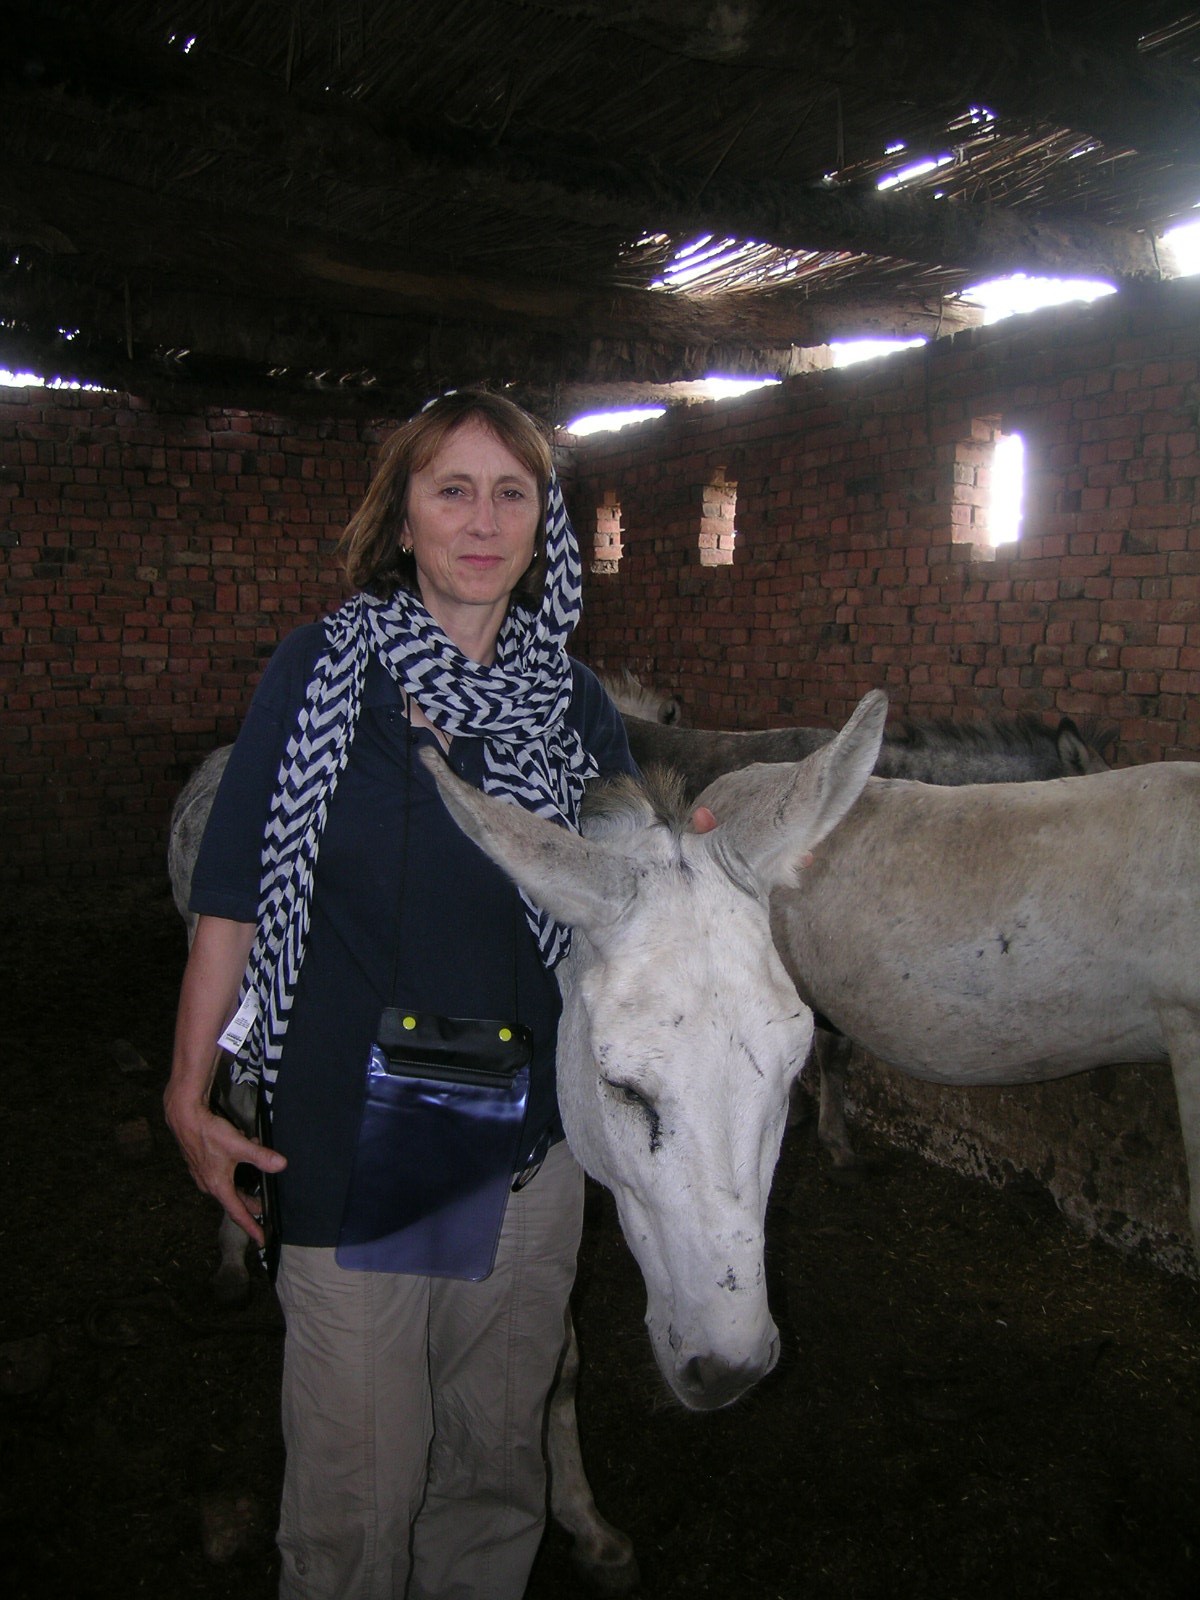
[1164,218,1200,275]
[955,273,1116,324]
[0,369,104,391]
[954,421,1025,550]
[989,432,1025,546]
[699,472,736,568]
[565,376,777,439]
[831,336,926,368]
[592,492,623,575]
[689,376,779,400]
[567,407,667,437]
[0,315,108,389]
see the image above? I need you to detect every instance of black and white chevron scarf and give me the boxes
[230,471,596,1095]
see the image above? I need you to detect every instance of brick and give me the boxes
[15,285,1200,883]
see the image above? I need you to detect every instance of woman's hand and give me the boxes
[164,1071,285,1248]
[164,916,287,1248]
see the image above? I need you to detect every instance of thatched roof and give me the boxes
[3,0,1199,421]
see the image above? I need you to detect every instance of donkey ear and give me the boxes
[419,747,638,934]
[694,690,887,895]
[1055,717,1107,775]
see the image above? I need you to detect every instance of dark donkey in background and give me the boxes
[619,700,1113,1168]
[621,704,1109,793]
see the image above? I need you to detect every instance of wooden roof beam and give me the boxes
[0,260,978,408]
[1,9,1170,287]
[0,156,982,371]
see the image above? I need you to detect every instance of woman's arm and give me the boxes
[163,914,286,1247]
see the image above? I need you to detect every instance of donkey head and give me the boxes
[422,690,887,1409]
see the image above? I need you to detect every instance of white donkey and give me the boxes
[427,713,1200,1407]
[422,691,888,1407]
[683,757,1200,1257]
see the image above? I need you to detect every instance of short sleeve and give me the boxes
[188,624,329,921]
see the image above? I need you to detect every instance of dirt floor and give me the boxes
[3,879,1198,1600]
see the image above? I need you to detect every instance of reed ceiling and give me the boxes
[2,1,1199,421]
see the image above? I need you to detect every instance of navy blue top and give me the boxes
[190,621,636,1245]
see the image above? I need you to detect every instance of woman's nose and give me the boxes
[468,496,500,535]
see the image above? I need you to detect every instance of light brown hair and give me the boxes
[340,390,554,606]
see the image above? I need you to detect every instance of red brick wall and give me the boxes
[570,277,1200,767]
[6,277,1200,885]
[1,391,383,882]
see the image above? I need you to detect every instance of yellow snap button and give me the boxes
[402,1015,417,1031]
[498,1027,512,1042]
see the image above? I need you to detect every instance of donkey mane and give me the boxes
[886,711,1112,757]
[582,765,693,841]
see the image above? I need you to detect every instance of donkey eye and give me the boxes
[601,1077,664,1153]
[604,1078,654,1113]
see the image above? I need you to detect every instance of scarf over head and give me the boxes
[229,467,597,1096]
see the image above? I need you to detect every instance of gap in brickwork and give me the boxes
[989,430,1025,546]
[954,417,1024,555]
[592,490,623,574]
[699,470,736,567]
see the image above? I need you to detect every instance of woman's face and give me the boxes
[402,417,541,656]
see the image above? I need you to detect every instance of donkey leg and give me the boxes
[1161,1006,1200,1254]
[212,1214,253,1307]
[210,1074,256,1306]
[547,1306,639,1596]
[786,1039,817,1129]
[816,1029,870,1171]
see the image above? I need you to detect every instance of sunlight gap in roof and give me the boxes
[566,377,780,436]
[1164,217,1200,274]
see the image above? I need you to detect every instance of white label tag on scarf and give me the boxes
[217,991,259,1055]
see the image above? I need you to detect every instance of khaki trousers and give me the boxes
[275,1139,585,1600]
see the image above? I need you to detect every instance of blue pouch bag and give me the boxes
[335,1007,531,1281]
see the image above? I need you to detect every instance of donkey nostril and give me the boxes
[681,1355,710,1392]
[678,1339,779,1409]
[682,1353,739,1395]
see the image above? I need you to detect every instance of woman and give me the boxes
[165,391,636,1599]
